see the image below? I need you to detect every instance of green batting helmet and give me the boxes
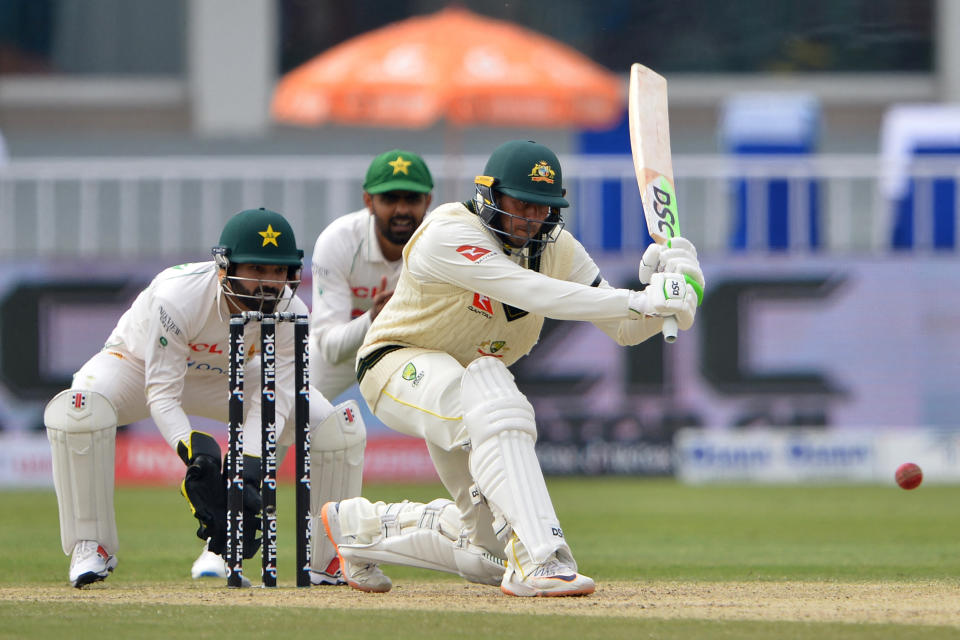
[212,208,304,268]
[480,140,569,208]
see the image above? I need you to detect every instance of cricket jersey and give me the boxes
[310,208,400,398]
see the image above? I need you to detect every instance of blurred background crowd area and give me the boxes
[0,0,949,155]
[0,0,935,76]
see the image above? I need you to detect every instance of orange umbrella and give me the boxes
[271,6,622,129]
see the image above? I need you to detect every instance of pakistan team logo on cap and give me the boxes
[258,224,282,247]
[388,155,412,175]
[528,161,556,184]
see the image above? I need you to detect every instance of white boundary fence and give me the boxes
[0,154,958,259]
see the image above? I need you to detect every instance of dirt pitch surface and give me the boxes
[4,580,959,627]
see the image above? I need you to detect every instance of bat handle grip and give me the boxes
[662,316,678,343]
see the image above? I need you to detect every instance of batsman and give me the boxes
[323,140,705,596]
[44,208,368,588]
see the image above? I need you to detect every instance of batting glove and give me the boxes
[637,242,662,286]
[659,237,705,291]
[628,272,699,330]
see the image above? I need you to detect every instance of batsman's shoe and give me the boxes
[321,501,392,593]
[69,540,118,588]
[191,540,227,579]
[500,553,595,597]
[309,556,347,586]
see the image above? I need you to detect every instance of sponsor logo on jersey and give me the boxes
[189,342,224,354]
[477,340,509,358]
[158,305,182,336]
[468,293,494,318]
[401,362,425,387]
[456,245,491,262]
[186,359,226,375]
[528,161,556,184]
[351,284,387,298]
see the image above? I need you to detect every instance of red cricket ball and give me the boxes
[895,462,923,490]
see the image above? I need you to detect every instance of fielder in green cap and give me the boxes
[309,148,434,404]
[320,140,705,597]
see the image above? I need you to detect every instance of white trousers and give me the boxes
[359,350,502,553]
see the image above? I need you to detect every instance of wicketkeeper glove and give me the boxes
[178,431,228,555]
[240,454,263,560]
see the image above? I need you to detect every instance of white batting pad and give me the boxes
[309,399,365,574]
[44,390,119,555]
[336,497,504,585]
[460,357,571,567]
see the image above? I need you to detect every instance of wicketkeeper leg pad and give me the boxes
[309,399,366,577]
[460,357,573,568]
[335,497,505,585]
[44,390,119,556]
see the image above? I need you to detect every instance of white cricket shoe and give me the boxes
[309,556,347,586]
[191,541,227,579]
[191,540,252,587]
[321,501,392,593]
[500,553,596,597]
[69,540,118,588]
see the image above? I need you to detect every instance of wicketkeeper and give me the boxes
[321,140,705,596]
[44,208,368,588]
[306,149,433,588]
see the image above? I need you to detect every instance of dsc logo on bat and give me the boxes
[647,178,677,238]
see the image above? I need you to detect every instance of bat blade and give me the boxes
[629,62,680,342]
[629,63,680,243]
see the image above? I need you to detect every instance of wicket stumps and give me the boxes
[225,311,311,588]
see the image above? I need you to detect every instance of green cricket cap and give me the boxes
[363,149,434,195]
[482,140,569,208]
[214,208,303,266]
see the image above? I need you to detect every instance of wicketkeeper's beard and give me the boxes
[226,278,283,314]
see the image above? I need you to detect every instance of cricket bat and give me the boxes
[628,62,681,343]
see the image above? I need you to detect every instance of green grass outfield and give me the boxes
[2,478,958,638]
